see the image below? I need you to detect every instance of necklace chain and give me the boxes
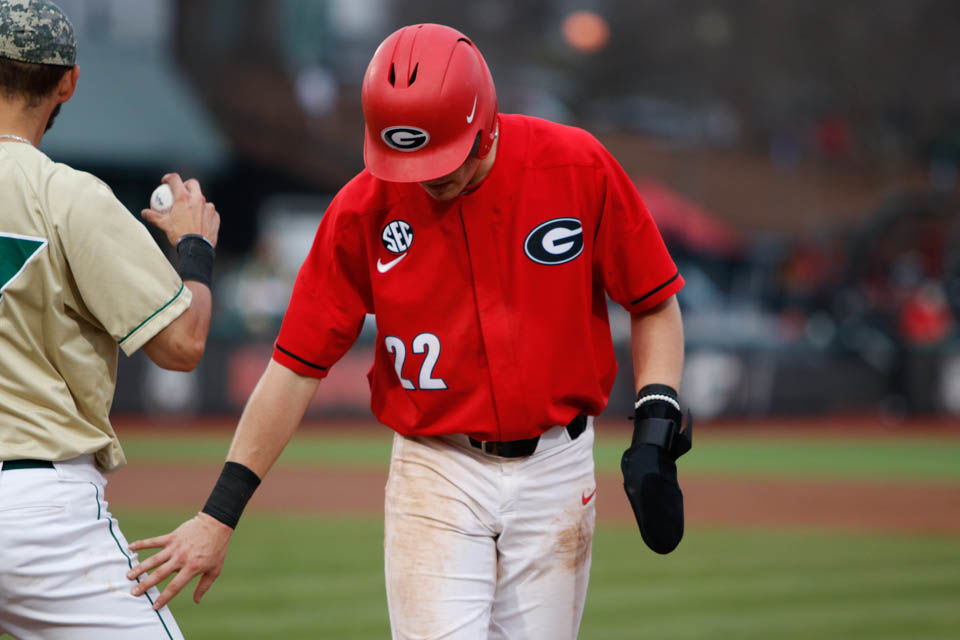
[0,134,33,145]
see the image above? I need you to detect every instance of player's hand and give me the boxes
[126,512,234,610]
[142,173,221,248]
[621,386,692,555]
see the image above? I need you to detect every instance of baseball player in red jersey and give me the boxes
[128,24,692,639]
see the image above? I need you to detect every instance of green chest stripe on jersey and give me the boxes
[0,232,47,300]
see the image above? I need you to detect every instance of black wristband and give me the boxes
[632,384,682,448]
[637,384,678,400]
[176,234,215,288]
[202,462,261,529]
[634,384,680,420]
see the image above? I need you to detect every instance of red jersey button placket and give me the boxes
[458,201,528,440]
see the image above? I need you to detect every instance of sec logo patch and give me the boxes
[381,127,430,152]
[524,218,584,265]
[382,220,414,254]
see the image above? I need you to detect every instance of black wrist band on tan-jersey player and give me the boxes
[176,234,215,288]
[202,462,261,529]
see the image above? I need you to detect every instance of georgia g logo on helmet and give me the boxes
[381,126,430,152]
[524,218,584,265]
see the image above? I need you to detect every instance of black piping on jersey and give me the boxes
[275,344,327,370]
[630,270,680,306]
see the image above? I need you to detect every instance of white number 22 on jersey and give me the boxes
[384,333,447,390]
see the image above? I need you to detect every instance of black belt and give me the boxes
[468,414,588,458]
[2,459,55,470]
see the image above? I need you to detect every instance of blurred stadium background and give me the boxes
[42,0,960,422]
[18,1,960,638]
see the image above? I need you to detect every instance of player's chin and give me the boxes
[419,180,460,201]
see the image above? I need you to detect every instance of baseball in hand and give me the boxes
[150,184,174,212]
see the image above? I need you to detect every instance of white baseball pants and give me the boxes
[0,456,184,640]
[384,419,597,640]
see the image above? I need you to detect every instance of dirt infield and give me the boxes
[106,464,960,535]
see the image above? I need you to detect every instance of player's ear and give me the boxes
[56,65,79,104]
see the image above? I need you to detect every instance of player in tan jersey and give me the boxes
[0,2,218,638]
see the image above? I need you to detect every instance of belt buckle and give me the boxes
[479,440,502,457]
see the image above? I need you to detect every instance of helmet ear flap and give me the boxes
[474,59,498,160]
[469,131,482,157]
[475,115,499,159]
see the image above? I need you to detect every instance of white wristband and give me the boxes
[634,394,680,413]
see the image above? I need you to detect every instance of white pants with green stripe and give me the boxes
[0,456,183,639]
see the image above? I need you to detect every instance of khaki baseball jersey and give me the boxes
[0,141,191,471]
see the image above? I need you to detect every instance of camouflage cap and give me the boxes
[0,0,76,66]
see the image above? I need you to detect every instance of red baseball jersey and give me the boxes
[273,114,683,441]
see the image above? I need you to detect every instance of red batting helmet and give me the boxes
[361,24,498,183]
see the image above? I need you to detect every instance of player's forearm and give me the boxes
[140,281,212,371]
[179,280,213,346]
[225,359,320,478]
[629,295,684,392]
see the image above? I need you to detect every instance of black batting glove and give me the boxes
[621,384,693,554]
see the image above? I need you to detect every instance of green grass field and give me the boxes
[4,427,958,639]
[110,427,960,639]
[120,428,960,483]
[111,510,960,640]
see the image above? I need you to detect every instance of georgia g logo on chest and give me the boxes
[523,217,584,265]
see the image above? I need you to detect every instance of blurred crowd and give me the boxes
[43,0,960,417]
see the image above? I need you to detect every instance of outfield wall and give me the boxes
[111,340,960,420]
